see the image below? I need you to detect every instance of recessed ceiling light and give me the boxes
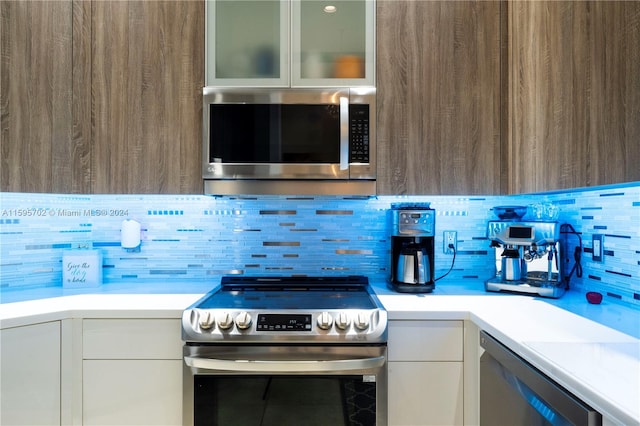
[323,5,337,13]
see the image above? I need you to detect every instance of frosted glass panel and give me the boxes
[215,1,281,79]
[299,0,366,79]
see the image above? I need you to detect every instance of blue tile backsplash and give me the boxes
[542,184,640,306]
[1,182,638,308]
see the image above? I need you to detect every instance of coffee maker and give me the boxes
[389,204,435,293]
[485,220,566,298]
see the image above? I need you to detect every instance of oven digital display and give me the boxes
[256,314,312,331]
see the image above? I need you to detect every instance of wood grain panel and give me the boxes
[91,1,203,193]
[92,1,129,192]
[70,0,93,193]
[506,1,640,193]
[5,1,635,195]
[1,1,81,192]
[376,1,501,195]
[1,0,203,194]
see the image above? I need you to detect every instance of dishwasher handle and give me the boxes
[185,355,385,373]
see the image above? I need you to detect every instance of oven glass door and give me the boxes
[184,344,386,426]
[194,375,376,426]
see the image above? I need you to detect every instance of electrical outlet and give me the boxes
[592,234,603,262]
[443,231,457,254]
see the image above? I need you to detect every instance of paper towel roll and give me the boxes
[121,219,141,249]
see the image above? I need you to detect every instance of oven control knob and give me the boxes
[198,311,215,330]
[216,312,234,330]
[317,312,333,330]
[354,313,369,331]
[235,312,252,330]
[335,313,351,330]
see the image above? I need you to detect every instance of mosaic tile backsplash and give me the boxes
[1,182,638,307]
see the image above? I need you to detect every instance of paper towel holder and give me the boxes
[121,219,141,252]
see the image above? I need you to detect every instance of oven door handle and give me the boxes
[184,355,385,373]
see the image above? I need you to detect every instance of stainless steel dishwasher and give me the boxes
[480,331,602,426]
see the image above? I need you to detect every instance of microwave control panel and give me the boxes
[349,104,370,163]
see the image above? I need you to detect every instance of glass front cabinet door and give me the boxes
[206,0,289,86]
[292,0,374,87]
[206,0,375,87]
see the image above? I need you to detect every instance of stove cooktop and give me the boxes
[182,276,387,344]
[197,276,378,310]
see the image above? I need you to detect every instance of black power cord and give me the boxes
[435,244,456,282]
[560,223,583,289]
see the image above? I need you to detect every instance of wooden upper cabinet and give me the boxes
[376,1,502,195]
[91,1,203,193]
[376,0,639,195]
[0,1,86,193]
[505,1,640,193]
[1,0,204,194]
[3,1,638,195]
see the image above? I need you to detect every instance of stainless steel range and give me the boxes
[182,275,388,426]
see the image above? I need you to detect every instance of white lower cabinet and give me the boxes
[81,319,183,425]
[82,359,182,425]
[0,321,61,425]
[388,320,464,426]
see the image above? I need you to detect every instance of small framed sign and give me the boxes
[63,249,103,288]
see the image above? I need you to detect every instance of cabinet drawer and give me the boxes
[83,319,182,359]
[388,320,463,361]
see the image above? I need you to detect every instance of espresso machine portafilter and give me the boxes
[485,221,566,298]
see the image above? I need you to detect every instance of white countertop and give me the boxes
[378,292,640,425]
[0,294,204,327]
[1,289,639,425]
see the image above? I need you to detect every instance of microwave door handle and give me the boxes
[340,96,349,170]
[184,355,385,373]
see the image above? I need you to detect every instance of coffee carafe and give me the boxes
[389,204,435,293]
[397,244,430,284]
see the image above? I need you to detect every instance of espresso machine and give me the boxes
[389,204,435,293]
[485,220,566,298]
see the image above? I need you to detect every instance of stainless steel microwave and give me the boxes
[203,87,376,195]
